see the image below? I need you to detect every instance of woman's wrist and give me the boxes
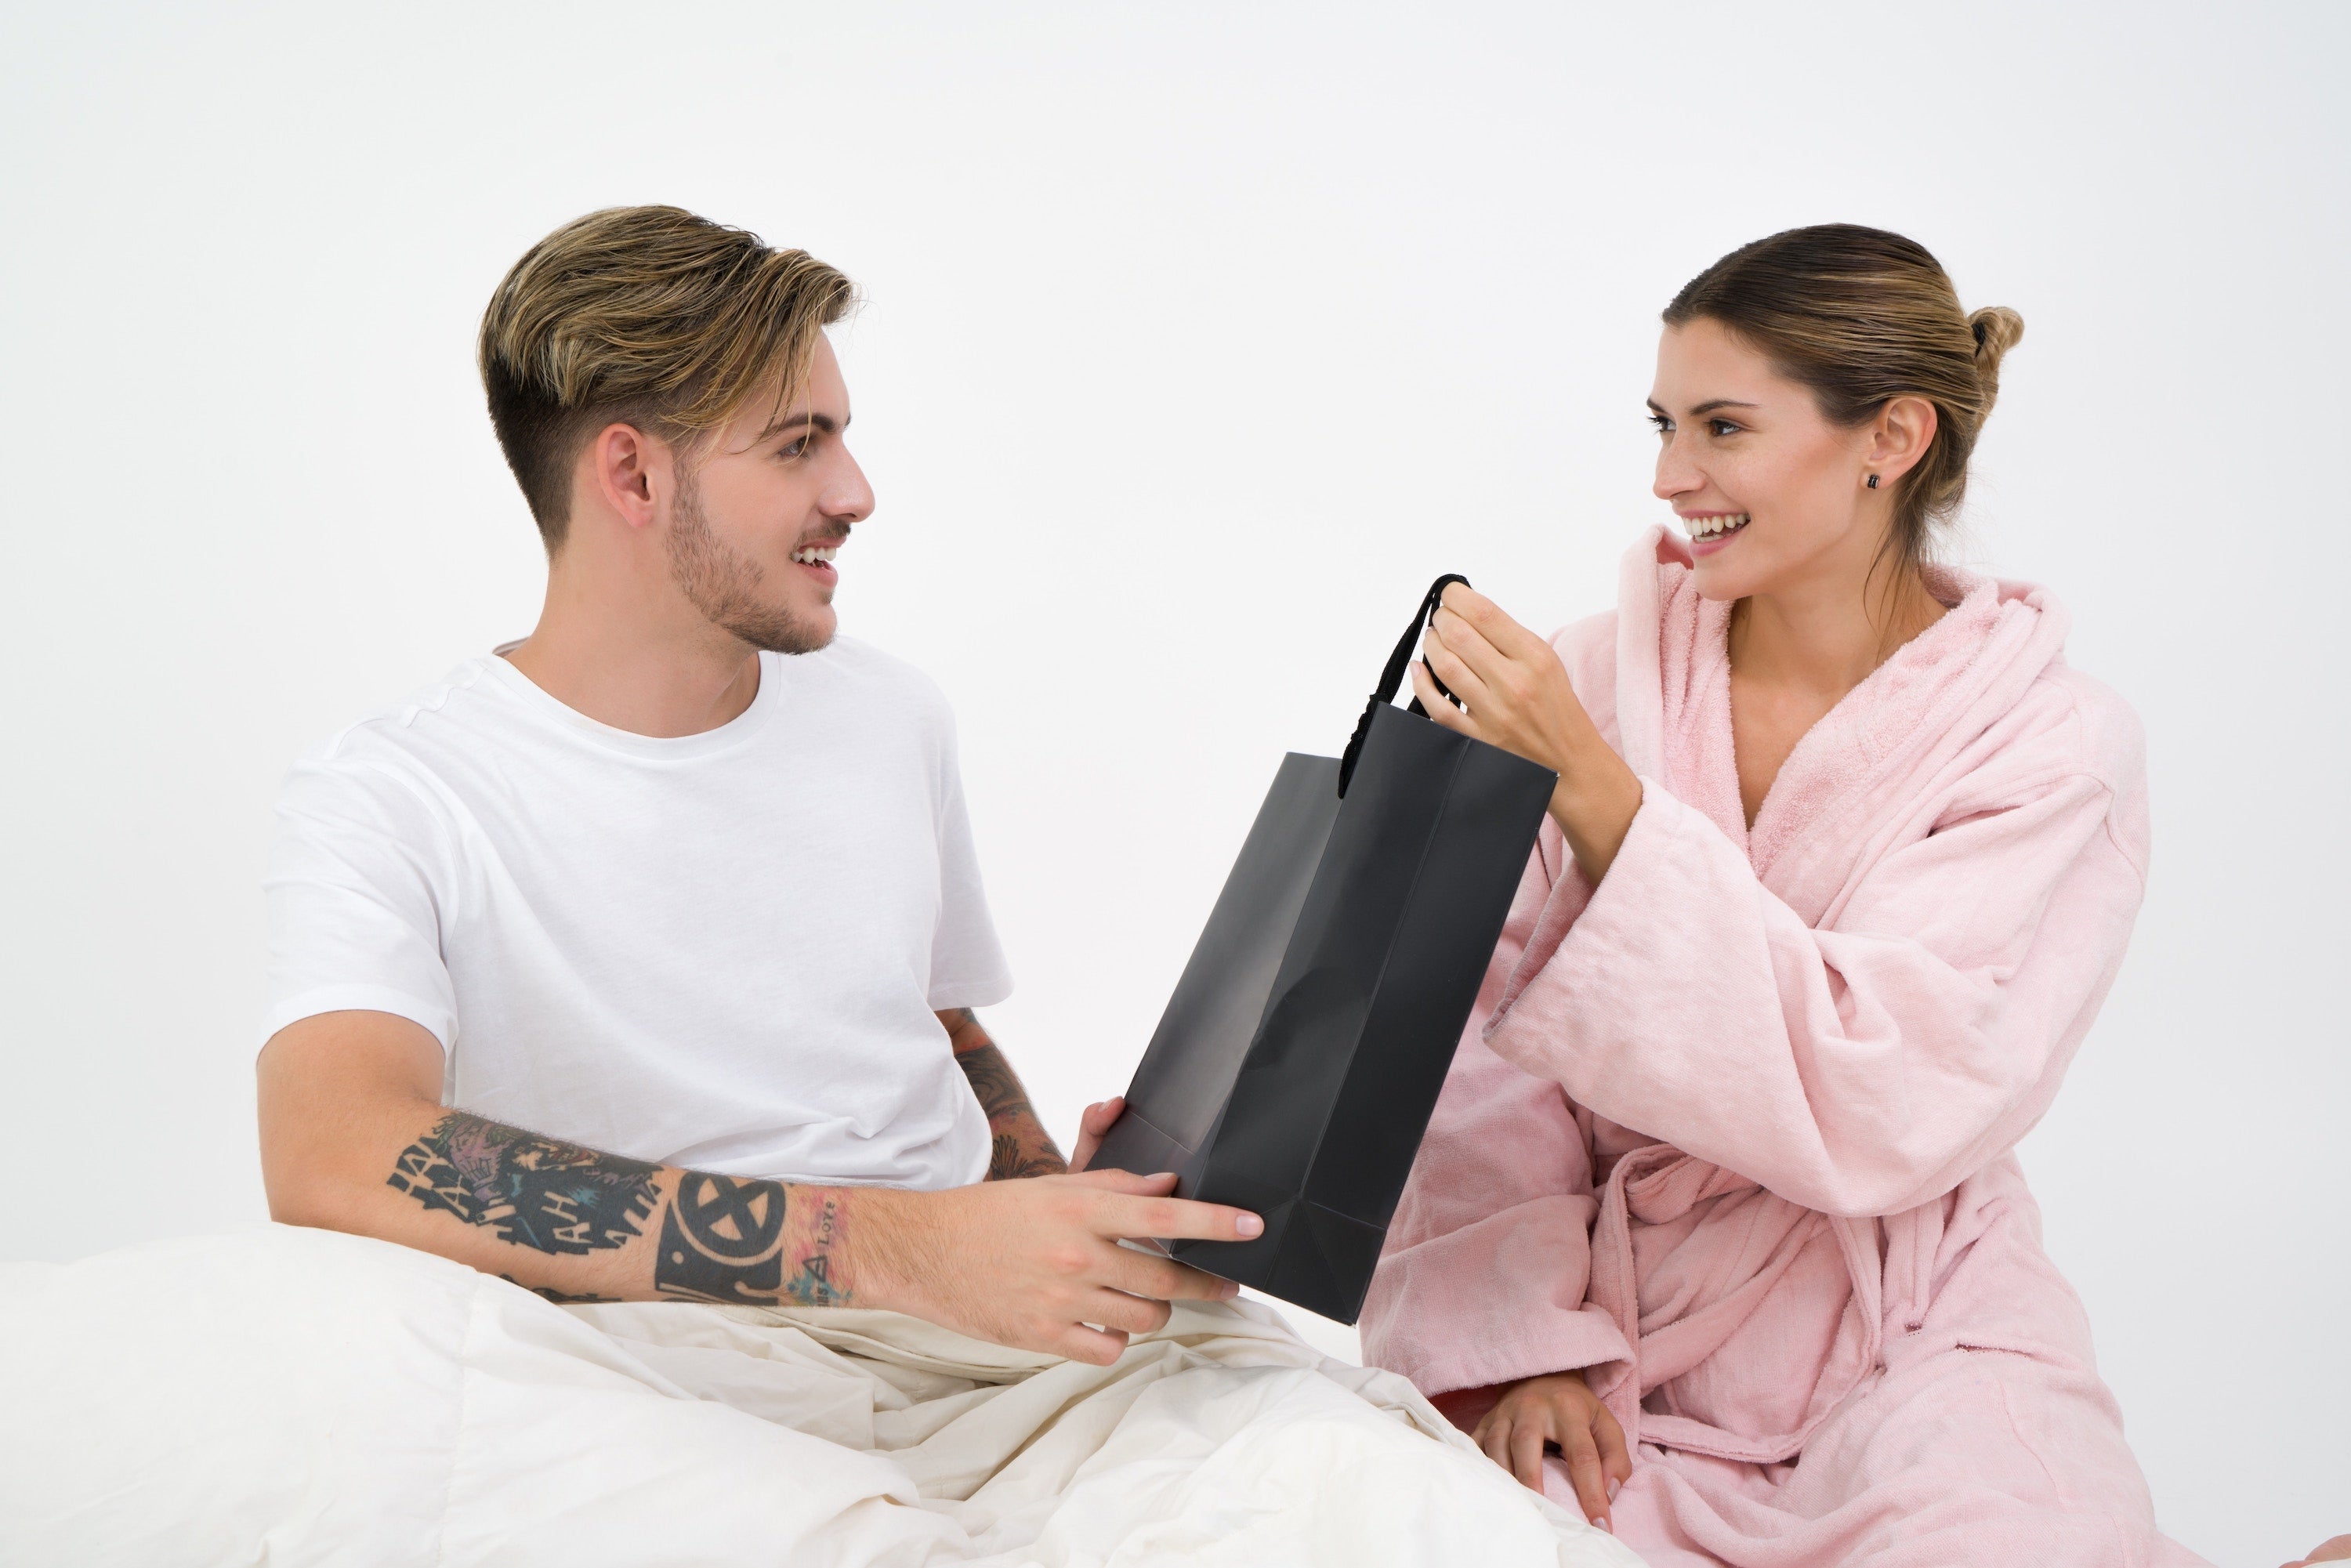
[1549,741,1643,882]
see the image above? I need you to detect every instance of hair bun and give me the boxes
[1966,306,2025,402]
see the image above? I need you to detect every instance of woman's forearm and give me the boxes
[1551,741,1645,884]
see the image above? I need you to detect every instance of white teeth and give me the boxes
[1688,512,1748,538]
[792,546,841,565]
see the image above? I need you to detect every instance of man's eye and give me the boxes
[779,436,813,459]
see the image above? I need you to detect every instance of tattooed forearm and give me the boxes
[942,1010,1067,1180]
[654,1175,852,1308]
[501,1275,621,1305]
[387,1112,660,1254]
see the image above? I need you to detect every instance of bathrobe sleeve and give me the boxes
[1360,850,1634,1397]
[1481,699,2150,1221]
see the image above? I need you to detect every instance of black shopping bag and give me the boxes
[1091,575,1556,1324]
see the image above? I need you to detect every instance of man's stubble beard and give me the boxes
[663,468,833,656]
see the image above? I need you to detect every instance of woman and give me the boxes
[1360,225,2208,1567]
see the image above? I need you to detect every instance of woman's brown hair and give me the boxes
[1663,223,2023,581]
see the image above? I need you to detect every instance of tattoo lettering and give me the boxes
[778,1196,848,1306]
[387,1113,659,1255]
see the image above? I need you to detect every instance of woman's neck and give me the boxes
[1729,561,1947,701]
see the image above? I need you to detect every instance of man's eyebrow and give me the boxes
[755,410,848,440]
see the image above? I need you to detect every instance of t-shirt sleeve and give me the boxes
[925,708,1013,1012]
[261,751,460,1050]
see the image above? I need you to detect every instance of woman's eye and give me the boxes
[1707,418,1741,438]
[1648,413,1672,435]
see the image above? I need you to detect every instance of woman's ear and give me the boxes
[1867,395,1940,484]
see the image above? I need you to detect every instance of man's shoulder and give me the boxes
[296,659,503,772]
[796,636,957,729]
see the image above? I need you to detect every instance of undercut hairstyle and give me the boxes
[1663,223,2023,580]
[477,205,857,549]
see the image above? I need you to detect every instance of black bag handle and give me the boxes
[1337,574,1469,797]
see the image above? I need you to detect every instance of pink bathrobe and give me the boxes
[1362,528,2206,1568]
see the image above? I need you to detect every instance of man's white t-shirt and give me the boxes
[263,637,1012,1191]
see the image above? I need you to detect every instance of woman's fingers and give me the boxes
[1428,607,1513,694]
[1479,1414,1515,1476]
[1508,1418,1549,1492]
[1559,1422,1612,1528]
[1592,1399,1633,1491]
[1420,625,1494,712]
[1408,660,1478,735]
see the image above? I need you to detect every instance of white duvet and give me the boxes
[0,1225,1643,1567]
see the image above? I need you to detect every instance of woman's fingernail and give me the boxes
[1235,1213,1264,1237]
[1607,1478,1621,1501]
[1220,1280,1240,1298]
[1148,1172,1176,1182]
[1595,1517,1613,1535]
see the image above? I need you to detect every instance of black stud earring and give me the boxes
[1866,474,1880,489]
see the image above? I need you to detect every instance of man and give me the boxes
[255,204,1259,1364]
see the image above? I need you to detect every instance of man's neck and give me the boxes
[502,566,763,739]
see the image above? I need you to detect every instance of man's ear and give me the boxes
[582,421,670,534]
[1867,396,1940,484]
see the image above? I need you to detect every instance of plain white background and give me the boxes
[3,2,2343,1561]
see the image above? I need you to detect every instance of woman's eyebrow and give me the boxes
[1645,397,1761,416]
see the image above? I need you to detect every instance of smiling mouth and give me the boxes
[1685,512,1749,542]
[789,545,839,566]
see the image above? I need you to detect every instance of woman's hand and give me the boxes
[1414,584,1644,882]
[1471,1369,1632,1530]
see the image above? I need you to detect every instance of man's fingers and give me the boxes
[1560,1425,1610,1526]
[1097,1193,1263,1245]
[1102,1244,1236,1303]
[1084,1287,1173,1338]
[1056,1324,1129,1367]
[1067,1097,1124,1172]
[1063,1167,1178,1195]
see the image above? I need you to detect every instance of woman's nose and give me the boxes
[1654,436,1702,502]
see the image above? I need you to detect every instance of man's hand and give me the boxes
[1472,1370,1632,1530]
[1069,1095,1125,1172]
[852,1168,1259,1364]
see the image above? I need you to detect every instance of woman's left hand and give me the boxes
[1414,584,1644,882]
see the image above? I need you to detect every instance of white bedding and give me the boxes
[0,1224,1643,1566]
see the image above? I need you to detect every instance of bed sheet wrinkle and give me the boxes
[1,1222,1643,1568]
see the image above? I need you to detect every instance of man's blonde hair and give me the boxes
[478,205,857,548]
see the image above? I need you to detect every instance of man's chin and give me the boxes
[719,603,835,657]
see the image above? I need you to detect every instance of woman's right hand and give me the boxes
[1471,1369,1632,1530]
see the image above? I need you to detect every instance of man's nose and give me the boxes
[826,451,876,523]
